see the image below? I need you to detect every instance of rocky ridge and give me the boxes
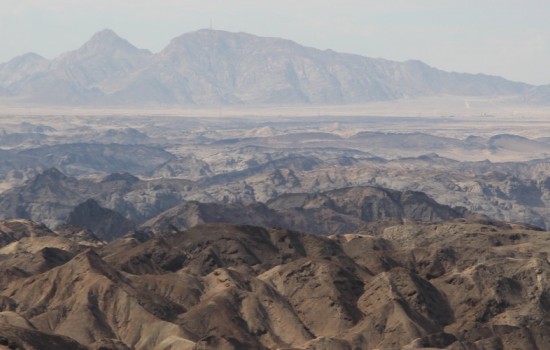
[0,168,463,239]
[0,218,549,349]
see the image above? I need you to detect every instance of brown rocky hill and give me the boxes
[1,217,550,349]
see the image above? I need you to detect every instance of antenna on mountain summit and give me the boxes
[209,19,213,30]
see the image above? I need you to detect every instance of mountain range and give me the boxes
[0,29,546,106]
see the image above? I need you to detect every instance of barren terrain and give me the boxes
[1,108,550,349]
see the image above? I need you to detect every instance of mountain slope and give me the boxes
[66,199,137,241]
[1,29,152,104]
[0,168,192,229]
[2,219,550,349]
[0,29,535,106]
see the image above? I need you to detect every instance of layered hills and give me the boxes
[0,166,463,240]
[0,29,541,106]
[1,217,549,349]
[143,186,463,236]
[2,116,550,349]
[2,25,550,350]
[4,149,550,236]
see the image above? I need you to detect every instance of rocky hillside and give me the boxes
[0,29,534,106]
[0,167,462,239]
[0,143,174,177]
[0,218,549,349]
[66,199,137,241]
[5,158,550,239]
[144,186,463,235]
[0,169,194,229]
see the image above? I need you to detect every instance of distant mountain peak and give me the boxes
[91,28,120,40]
[0,28,541,106]
[77,28,147,55]
[87,28,125,44]
[168,29,289,48]
[13,52,46,62]
[1,52,48,71]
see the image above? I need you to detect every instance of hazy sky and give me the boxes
[1,0,549,85]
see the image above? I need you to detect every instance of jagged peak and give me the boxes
[74,28,150,56]
[68,248,122,280]
[0,219,55,240]
[85,28,128,46]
